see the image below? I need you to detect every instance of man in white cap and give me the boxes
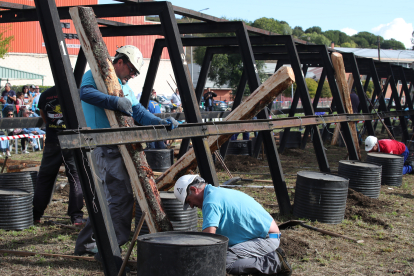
[174,174,292,275]
[74,45,179,257]
[365,135,413,174]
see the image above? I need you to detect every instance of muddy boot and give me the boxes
[276,248,292,276]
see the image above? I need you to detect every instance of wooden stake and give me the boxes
[331,52,361,159]
[117,211,147,276]
[69,7,172,233]
[157,67,295,191]
[0,249,136,266]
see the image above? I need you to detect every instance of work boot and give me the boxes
[74,243,98,256]
[276,248,292,276]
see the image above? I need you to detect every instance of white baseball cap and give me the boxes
[174,174,204,210]
[365,136,378,152]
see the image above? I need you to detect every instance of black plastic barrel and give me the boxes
[144,149,174,172]
[279,131,302,149]
[137,232,228,276]
[227,140,252,155]
[0,189,33,230]
[338,160,382,198]
[293,171,349,224]
[0,171,38,197]
[135,191,198,235]
[366,152,404,187]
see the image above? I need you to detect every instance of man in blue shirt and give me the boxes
[174,175,292,275]
[74,45,178,257]
[147,100,166,149]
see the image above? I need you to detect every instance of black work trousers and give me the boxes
[33,143,84,223]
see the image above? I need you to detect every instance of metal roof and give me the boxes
[335,47,414,64]
[0,65,45,81]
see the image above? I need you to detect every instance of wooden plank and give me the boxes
[331,52,361,159]
[157,67,295,191]
[69,7,172,233]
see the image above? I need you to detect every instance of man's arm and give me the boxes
[39,110,47,125]
[80,85,119,111]
[202,227,217,234]
[212,92,217,97]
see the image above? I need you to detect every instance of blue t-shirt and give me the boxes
[148,100,161,114]
[80,70,139,129]
[202,184,273,246]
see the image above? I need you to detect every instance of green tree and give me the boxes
[292,26,304,37]
[251,17,284,34]
[320,81,332,98]
[300,32,331,46]
[381,38,406,50]
[305,78,318,98]
[0,25,14,58]
[305,26,322,34]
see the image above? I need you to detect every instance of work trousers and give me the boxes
[402,147,412,175]
[226,237,282,275]
[33,143,84,223]
[74,146,134,254]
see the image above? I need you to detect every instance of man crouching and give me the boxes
[174,174,292,275]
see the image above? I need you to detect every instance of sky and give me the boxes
[99,0,414,49]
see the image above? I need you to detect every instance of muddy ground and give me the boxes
[1,131,414,275]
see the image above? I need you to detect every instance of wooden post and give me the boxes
[157,67,295,191]
[69,7,172,233]
[331,52,361,159]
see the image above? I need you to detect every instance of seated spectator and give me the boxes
[32,86,41,113]
[21,109,45,151]
[171,88,181,107]
[0,128,11,157]
[1,83,16,117]
[4,111,29,154]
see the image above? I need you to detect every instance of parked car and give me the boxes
[213,101,228,111]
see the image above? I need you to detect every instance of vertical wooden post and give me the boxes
[331,52,361,159]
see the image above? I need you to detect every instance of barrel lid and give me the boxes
[367,152,403,159]
[338,160,381,169]
[0,188,30,195]
[160,191,176,200]
[137,231,228,245]
[297,171,348,182]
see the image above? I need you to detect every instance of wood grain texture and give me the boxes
[156,67,296,191]
[69,7,172,233]
[331,52,361,159]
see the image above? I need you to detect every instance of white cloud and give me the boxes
[372,18,413,49]
[341,28,358,36]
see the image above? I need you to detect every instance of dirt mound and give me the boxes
[345,189,390,227]
[215,155,266,172]
[280,233,309,259]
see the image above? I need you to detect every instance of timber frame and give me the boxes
[0,1,413,275]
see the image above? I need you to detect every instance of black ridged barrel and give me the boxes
[338,160,382,198]
[227,140,252,155]
[279,131,302,149]
[0,171,38,197]
[366,152,404,187]
[293,171,349,224]
[137,232,228,276]
[135,192,198,235]
[144,149,174,172]
[0,189,33,230]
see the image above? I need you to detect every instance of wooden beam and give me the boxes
[156,67,295,191]
[331,52,361,159]
[69,7,172,233]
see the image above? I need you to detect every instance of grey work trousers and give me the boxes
[226,237,282,275]
[74,146,134,254]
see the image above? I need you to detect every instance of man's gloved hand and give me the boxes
[159,117,179,130]
[117,97,133,116]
